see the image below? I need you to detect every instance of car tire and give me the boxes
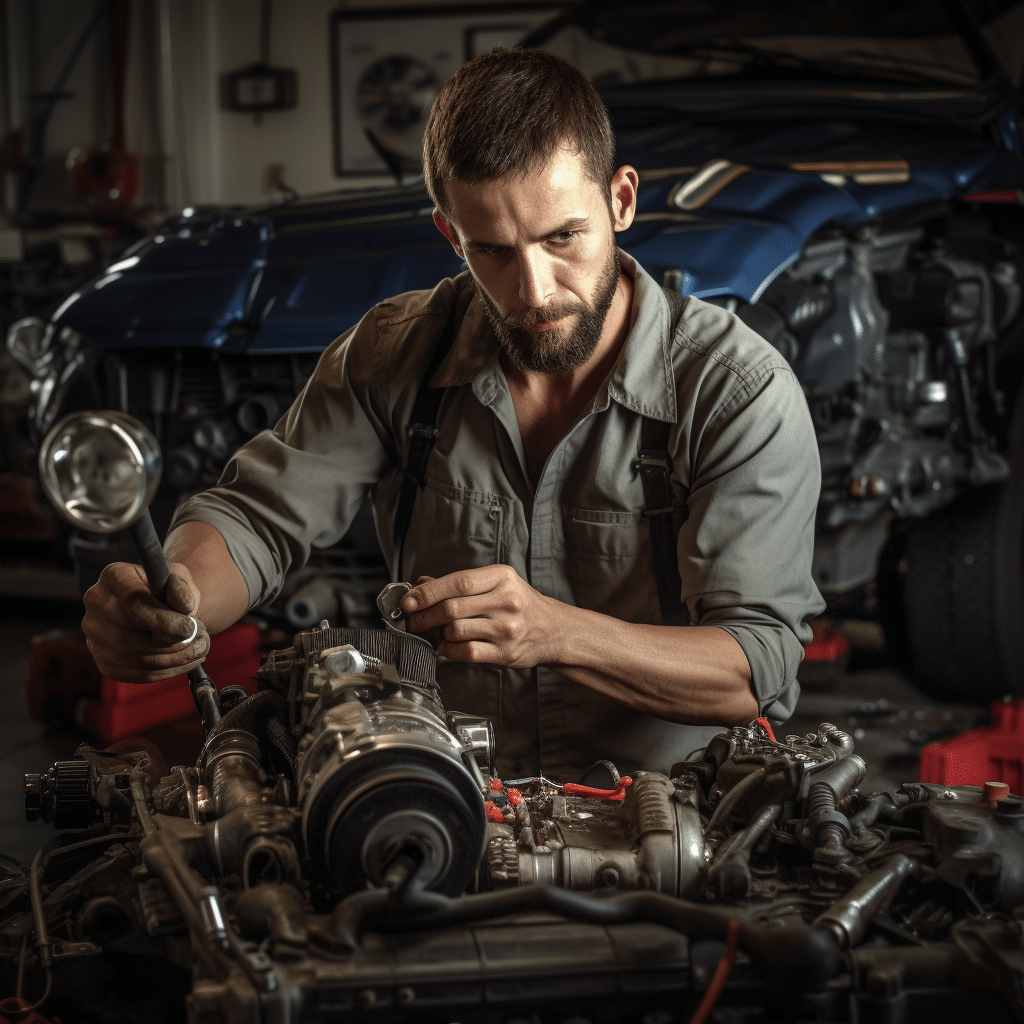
[895,394,1024,702]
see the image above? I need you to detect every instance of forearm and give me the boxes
[164,521,250,634]
[546,600,758,725]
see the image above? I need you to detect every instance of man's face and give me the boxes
[434,148,636,373]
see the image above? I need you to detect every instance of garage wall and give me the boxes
[176,0,560,207]
[208,0,340,206]
[1,0,554,217]
[7,0,1023,217]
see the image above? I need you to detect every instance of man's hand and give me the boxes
[401,565,562,668]
[82,561,210,684]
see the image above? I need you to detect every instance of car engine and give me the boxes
[710,214,1021,599]
[4,617,1024,1024]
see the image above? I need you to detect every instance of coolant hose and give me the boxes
[849,791,911,831]
[234,882,308,959]
[329,884,845,991]
[705,768,766,837]
[708,802,782,899]
[201,690,289,748]
[805,754,866,855]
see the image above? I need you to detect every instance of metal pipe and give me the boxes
[813,853,916,948]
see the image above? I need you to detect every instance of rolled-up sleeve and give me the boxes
[674,312,824,723]
[168,307,396,610]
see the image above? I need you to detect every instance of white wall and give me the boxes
[207,0,344,205]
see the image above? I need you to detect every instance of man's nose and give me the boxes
[517,248,553,309]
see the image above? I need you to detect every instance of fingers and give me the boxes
[405,590,495,633]
[87,563,197,639]
[85,625,210,684]
[165,570,198,616]
[398,565,551,668]
[402,565,516,618]
[437,639,502,664]
[82,560,208,682]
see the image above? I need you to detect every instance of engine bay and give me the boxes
[3,617,1024,1023]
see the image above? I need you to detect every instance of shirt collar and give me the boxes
[604,252,677,423]
[432,255,678,424]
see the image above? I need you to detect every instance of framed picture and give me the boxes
[330,5,563,178]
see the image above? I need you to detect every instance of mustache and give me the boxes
[500,303,582,328]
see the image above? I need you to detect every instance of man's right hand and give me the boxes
[82,561,210,684]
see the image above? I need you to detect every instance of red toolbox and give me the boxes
[920,699,1024,794]
[27,623,262,743]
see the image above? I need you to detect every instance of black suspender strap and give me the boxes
[639,416,688,626]
[393,310,459,580]
[639,285,690,627]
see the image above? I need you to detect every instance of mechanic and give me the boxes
[81,48,823,780]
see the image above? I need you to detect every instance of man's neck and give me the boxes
[503,271,634,484]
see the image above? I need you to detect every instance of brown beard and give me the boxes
[476,249,620,374]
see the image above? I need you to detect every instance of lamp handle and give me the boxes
[128,509,221,732]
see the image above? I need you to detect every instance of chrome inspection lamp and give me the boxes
[38,411,221,732]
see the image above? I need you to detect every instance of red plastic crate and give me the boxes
[919,699,1024,794]
[28,623,262,743]
[803,621,850,664]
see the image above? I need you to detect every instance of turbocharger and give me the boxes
[256,621,489,901]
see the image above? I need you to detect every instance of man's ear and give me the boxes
[433,211,464,257]
[610,165,639,233]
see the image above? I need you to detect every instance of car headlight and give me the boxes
[38,411,162,533]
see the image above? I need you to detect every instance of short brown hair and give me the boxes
[423,48,615,220]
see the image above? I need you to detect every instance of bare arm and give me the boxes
[81,521,249,683]
[402,565,758,726]
[164,520,250,635]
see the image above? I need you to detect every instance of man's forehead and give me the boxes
[444,152,604,236]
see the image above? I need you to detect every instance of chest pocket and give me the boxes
[404,478,513,580]
[562,506,658,621]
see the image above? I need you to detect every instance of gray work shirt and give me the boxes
[170,252,824,780]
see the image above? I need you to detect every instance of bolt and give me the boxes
[356,989,376,1009]
[600,867,620,887]
[396,987,415,1006]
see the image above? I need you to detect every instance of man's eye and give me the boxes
[552,231,578,245]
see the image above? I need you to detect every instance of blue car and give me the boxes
[9,0,1024,700]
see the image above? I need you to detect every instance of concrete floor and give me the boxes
[0,595,993,871]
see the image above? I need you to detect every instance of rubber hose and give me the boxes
[330,884,844,991]
[705,768,766,837]
[708,802,782,899]
[265,716,298,779]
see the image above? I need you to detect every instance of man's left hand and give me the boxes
[400,565,561,667]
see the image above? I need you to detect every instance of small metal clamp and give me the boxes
[376,582,432,648]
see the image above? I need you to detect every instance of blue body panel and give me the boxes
[54,100,1024,353]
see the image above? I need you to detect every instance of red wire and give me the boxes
[687,919,741,1024]
[562,777,633,801]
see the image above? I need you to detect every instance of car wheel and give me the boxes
[896,396,1024,702]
